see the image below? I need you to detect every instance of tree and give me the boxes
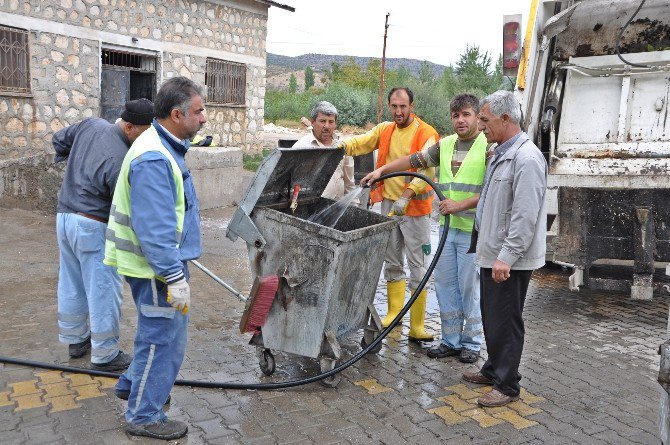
[327,62,341,82]
[289,73,297,93]
[304,66,315,90]
[455,45,492,77]
[418,61,435,84]
[336,57,368,89]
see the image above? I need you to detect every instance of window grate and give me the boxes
[101,48,156,71]
[0,25,30,94]
[206,58,246,105]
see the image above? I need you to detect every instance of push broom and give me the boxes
[190,260,278,334]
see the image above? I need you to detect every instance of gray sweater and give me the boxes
[475,132,547,270]
[53,118,130,219]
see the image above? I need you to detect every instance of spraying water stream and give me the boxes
[308,187,364,228]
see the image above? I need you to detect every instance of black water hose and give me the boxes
[615,0,652,69]
[0,172,448,390]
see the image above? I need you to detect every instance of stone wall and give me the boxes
[1,32,99,160]
[161,48,265,153]
[0,0,268,157]
[0,0,270,210]
[0,0,267,58]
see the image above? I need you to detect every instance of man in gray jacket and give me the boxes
[461,90,547,407]
[53,99,153,370]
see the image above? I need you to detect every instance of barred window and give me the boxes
[205,58,246,105]
[102,48,157,72]
[0,25,30,94]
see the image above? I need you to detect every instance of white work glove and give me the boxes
[167,278,190,314]
[388,196,409,216]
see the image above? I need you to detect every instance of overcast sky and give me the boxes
[267,0,532,67]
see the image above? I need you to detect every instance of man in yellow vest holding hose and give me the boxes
[104,77,207,441]
[362,94,489,362]
[339,87,438,343]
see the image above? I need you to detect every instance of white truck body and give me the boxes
[515,1,670,441]
[517,0,670,300]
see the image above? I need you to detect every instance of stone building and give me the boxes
[0,0,293,210]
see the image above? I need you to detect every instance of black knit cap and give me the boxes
[121,98,154,125]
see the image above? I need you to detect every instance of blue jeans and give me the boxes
[57,213,123,363]
[117,270,189,425]
[434,226,482,351]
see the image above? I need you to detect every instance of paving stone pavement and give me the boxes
[0,207,668,444]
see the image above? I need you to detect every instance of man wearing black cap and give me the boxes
[53,98,153,371]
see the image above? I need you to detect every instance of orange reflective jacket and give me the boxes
[370,115,438,216]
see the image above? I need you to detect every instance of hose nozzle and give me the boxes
[290,184,300,213]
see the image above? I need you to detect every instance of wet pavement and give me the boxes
[0,206,667,444]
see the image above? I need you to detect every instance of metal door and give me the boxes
[100,68,129,123]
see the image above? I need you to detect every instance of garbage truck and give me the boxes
[511,0,670,441]
[514,0,670,300]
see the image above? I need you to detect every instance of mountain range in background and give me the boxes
[267,52,447,76]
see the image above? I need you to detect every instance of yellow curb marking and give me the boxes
[427,405,469,425]
[10,381,40,396]
[353,379,393,395]
[95,377,118,389]
[445,383,481,400]
[438,394,476,412]
[0,391,14,407]
[508,400,542,417]
[428,384,545,430]
[492,409,538,430]
[41,382,75,398]
[36,371,66,385]
[1,372,118,414]
[473,385,492,394]
[461,408,505,428]
[74,384,105,400]
[14,394,48,411]
[48,395,81,413]
[68,374,96,387]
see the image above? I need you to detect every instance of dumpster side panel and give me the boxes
[324,230,390,339]
[251,209,331,358]
[249,205,395,359]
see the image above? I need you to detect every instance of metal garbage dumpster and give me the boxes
[226,147,396,386]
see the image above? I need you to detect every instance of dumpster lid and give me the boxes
[241,147,344,209]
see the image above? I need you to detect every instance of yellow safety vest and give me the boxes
[103,125,185,279]
[437,132,487,231]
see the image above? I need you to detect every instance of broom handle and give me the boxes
[190,260,247,302]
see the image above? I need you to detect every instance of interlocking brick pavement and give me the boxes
[0,207,668,444]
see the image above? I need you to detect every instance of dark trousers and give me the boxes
[479,267,533,397]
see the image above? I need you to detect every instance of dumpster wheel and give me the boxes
[257,348,276,376]
[360,336,382,354]
[319,358,341,387]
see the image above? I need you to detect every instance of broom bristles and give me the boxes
[240,275,279,333]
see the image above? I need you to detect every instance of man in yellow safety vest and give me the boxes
[362,94,489,363]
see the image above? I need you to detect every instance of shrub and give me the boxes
[318,82,376,127]
[243,148,272,172]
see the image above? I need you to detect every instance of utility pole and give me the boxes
[377,12,390,123]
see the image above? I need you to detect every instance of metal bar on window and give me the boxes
[0,25,30,94]
[206,58,245,105]
[101,48,156,72]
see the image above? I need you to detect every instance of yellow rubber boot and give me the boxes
[408,289,434,342]
[381,280,406,328]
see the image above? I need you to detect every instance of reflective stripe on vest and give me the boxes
[434,183,483,193]
[370,115,439,217]
[108,204,182,245]
[438,133,487,231]
[103,125,185,279]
